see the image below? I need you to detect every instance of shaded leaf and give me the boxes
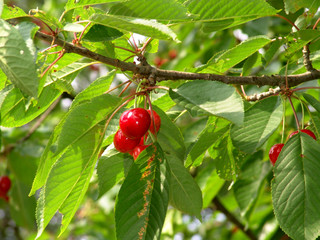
[83,24,123,42]
[97,151,130,198]
[169,81,244,125]
[154,106,186,161]
[185,117,230,167]
[167,155,202,219]
[231,97,283,154]
[272,133,320,240]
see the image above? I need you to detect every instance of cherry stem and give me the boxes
[40,50,65,78]
[141,38,152,54]
[299,98,305,129]
[145,94,158,140]
[118,81,132,97]
[78,22,91,42]
[104,80,131,95]
[288,96,300,130]
[292,86,320,92]
[275,14,300,31]
[281,97,286,144]
[173,109,188,123]
[313,17,320,29]
[40,44,58,53]
[114,46,137,54]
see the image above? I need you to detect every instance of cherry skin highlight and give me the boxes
[147,110,161,135]
[120,108,151,139]
[113,129,140,153]
[289,129,316,140]
[269,143,284,166]
[0,176,11,194]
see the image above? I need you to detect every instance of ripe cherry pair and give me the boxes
[113,108,161,160]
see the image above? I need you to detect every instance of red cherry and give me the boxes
[147,110,161,135]
[113,129,140,153]
[0,176,11,194]
[119,108,151,139]
[132,144,150,160]
[269,143,284,166]
[289,129,316,140]
[168,49,177,60]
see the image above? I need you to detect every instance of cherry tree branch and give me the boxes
[35,31,320,88]
[212,197,258,240]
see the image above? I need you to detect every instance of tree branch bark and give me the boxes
[35,31,320,88]
[212,197,258,240]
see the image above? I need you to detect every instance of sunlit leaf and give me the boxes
[169,81,244,125]
[0,19,38,97]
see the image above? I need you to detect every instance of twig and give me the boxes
[212,197,258,240]
[34,31,320,88]
[313,17,320,29]
[246,87,281,101]
[275,14,300,31]
[302,44,315,72]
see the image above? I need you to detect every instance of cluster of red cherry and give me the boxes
[0,176,11,202]
[269,129,316,166]
[113,108,161,160]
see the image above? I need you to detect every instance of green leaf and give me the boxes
[234,153,271,218]
[30,93,121,196]
[90,13,178,41]
[242,52,259,76]
[272,133,320,240]
[209,136,242,180]
[83,24,123,42]
[263,39,284,67]
[1,5,27,20]
[0,19,38,97]
[36,126,103,239]
[185,117,230,167]
[285,30,320,58]
[9,181,37,229]
[97,151,129,198]
[200,170,225,209]
[109,0,190,21]
[71,70,116,108]
[65,0,125,12]
[0,84,61,127]
[115,144,169,240]
[284,0,319,14]
[15,22,38,60]
[63,23,85,32]
[169,81,244,125]
[167,155,202,219]
[201,36,270,73]
[56,94,121,153]
[185,0,277,30]
[231,97,283,154]
[154,106,186,161]
[303,93,320,113]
